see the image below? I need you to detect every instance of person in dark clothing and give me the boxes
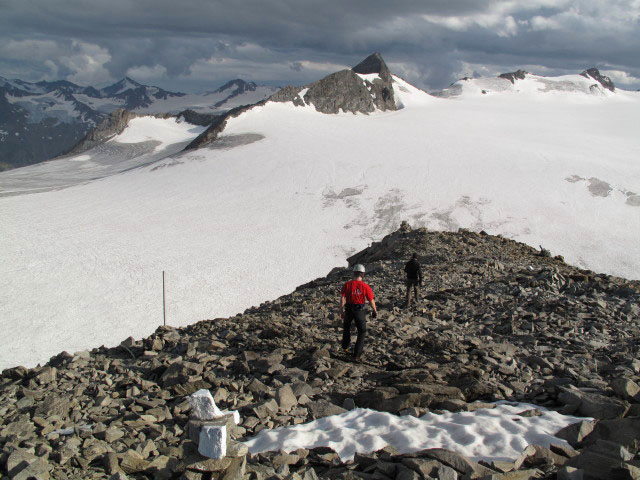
[340,264,378,361]
[404,253,422,307]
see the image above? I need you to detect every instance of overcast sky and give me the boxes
[1,0,639,92]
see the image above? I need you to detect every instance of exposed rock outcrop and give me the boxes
[65,108,140,155]
[580,68,616,92]
[188,53,399,150]
[499,69,529,84]
[184,101,268,150]
[270,52,397,114]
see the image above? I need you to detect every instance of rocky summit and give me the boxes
[1,225,640,480]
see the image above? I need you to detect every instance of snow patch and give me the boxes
[69,154,92,162]
[112,117,206,151]
[244,403,586,462]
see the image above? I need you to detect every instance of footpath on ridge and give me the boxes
[1,225,639,479]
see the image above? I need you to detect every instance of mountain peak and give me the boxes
[498,70,528,84]
[212,79,257,94]
[580,68,615,92]
[352,52,392,81]
[101,77,144,96]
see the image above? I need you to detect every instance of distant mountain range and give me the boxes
[0,76,278,170]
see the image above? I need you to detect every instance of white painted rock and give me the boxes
[199,425,227,459]
[189,389,223,420]
[223,409,241,425]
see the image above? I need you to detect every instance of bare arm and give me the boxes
[368,298,378,317]
[339,295,346,319]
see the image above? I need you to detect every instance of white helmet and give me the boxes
[353,264,365,273]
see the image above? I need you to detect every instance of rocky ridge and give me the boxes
[270,52,396,114]
[65,109,142,156]
[188,53,398,150]
[1,225,639,479]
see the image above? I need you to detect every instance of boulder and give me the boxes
[558,387,629,419]
[188,389,223,420]
[306,400,346,419]
[276,384,298,412]
[199,424,227,460]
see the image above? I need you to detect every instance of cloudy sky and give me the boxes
[1,0,639,92]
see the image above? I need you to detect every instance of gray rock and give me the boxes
[306,400,346,419]
[581,417,640,453]
[610,378,640,401]
[556,420,596,446]
[276,385,298,411]
[558,386,629,419]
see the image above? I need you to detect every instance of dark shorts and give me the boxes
[406,278,420,287]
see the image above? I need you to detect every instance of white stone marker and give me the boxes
[188,388,241,424]
[199,425,227,459]
[189,389,223,420]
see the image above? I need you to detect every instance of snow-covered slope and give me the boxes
[0,116,205,196]
[0,76,277,170]
[0,70,639,369]
[434,69,617,98]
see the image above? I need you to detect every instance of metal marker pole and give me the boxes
[163,271,166,326]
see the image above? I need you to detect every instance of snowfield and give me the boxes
[243,403,586,462]
[0,74,639,369]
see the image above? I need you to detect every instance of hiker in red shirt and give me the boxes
[339,264,378,361]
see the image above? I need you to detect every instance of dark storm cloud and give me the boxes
[1,0,639,91]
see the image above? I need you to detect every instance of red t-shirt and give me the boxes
[341,280,374,304]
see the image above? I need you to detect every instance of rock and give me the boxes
[109,473,130,480]
[247,378,270,396]
[396,464,423,480]
[161,362,202,388]
[96,427,125,443]
[120,449,151,474]
[557,466,584,480]
[272,453,300,466]
[34,395,71,418]
[581,417,640,453]
[69,108,139,154]
[276,385,298,412]
[291,382,314,397]
[343,398,356,410]
[103,452,120,474]
[199,424,227,459]
[479,469,544,479]
[557,387,629,419]
[222,455,246,480]
[354,388,399,408]
[556,420,596,446]
[439,399,467,412]
[610,378,640,401]
[185,455,232,473]
[189,389,223,420]
[253,399,279,419]
[499,70,528,84]
[513,444,567,468]
[6,448,38,475]
[611,463,640,480]
[376,393,434,414]
[436,464,459,479]
[306,400,346,419]
[419,448,496,477]
[34,366,57,384]
[580,68,615,92]
[565,450,622,479]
